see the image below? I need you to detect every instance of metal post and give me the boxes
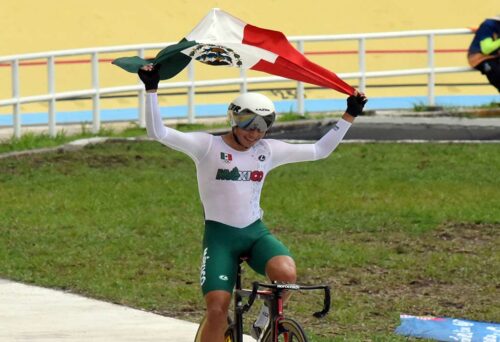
[91,52,100,133]
[427,34,435,106]
[11,59,21,138]
[296,40,305,115]
[239,68,247,94]
[187,61,195,123]
[138,48,146,128]
[358,38,366,93]
[48,56,56,137]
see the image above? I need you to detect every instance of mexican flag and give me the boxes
[113,8,355,95]
[220,152,232,162]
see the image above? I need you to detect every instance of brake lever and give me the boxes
[241,281,259,313]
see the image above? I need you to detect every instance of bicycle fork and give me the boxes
[233,263,245,342]
[269,292,285,342]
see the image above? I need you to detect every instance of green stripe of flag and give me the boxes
[112,39,198,80]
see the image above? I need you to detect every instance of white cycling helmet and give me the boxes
[228,93,276,132]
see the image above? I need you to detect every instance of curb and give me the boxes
[2,116,500,160]
[0,137,150,160]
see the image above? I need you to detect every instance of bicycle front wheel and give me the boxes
[262,317,308,342]
[224,316,235,342]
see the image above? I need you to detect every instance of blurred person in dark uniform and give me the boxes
[468,15,500,92]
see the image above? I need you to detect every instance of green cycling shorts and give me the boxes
[200,219,292,295]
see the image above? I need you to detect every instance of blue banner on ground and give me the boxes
[395,314,500,342]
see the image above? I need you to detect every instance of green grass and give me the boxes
[277,112,311,122]
[0,141,499,341]
[478,101,500,109]
[0,124,145,154]
[412,101,500,116]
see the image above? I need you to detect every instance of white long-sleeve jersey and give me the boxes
[145,93,351,228]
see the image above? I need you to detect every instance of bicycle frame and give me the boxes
[230,262,331,342]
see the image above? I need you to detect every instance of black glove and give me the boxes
[138,64,161,91]
[346,93,368,117]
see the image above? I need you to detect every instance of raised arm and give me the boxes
[268,94,367,169]
[314,94,366,158]
[139,65,211,163]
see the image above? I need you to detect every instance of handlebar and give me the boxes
[241,282,331,318]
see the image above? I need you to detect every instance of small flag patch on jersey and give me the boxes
[221,152,232,162]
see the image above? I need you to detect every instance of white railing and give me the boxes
[0,28,474,138]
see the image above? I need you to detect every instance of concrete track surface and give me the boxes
[0,278,253,342]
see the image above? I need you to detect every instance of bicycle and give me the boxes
[194,258,331,342]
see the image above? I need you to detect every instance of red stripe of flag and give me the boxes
[242,25,355,96]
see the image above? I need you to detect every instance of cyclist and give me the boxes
[138,64,367,342]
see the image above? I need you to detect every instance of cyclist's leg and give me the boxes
[247,230,297,339]
[249,232,297,303]
[485,60,500,92]
[199,221,245,342]
[478,59,500,92]
[247,230,296,285]
[201,221,245,295]
[265,255,297,284]
[201,290,231,342]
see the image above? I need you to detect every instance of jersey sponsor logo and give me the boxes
[220,152,233,163]
[219,275,228,281]
[216,167,264,182]
[200,247,210,286]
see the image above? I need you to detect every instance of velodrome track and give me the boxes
[270,116,500,141]
[2,114,500,143]
[0,277,254,341]
[0,278,200,341]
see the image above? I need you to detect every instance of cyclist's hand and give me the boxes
[138,64,160,91]
[346,93,368,117]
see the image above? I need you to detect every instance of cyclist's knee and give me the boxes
[206,305,228,323]
[204,290,231,321]
[266,255,297,283]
